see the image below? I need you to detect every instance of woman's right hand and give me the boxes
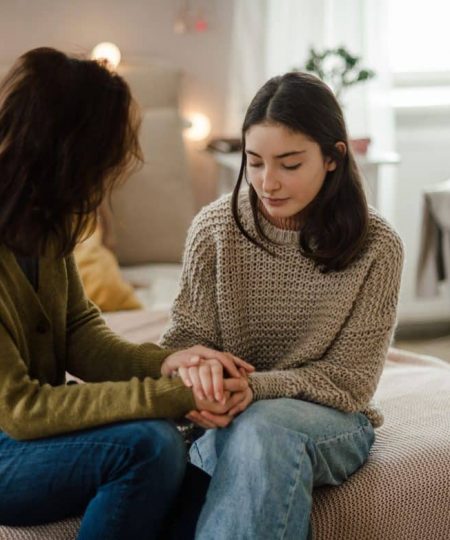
[177,353,254,403]
[162,347,254,403]
[187,376,253,429]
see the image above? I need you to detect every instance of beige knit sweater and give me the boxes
[160,192,404,427]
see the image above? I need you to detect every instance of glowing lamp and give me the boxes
[91,42,121,70]
[184,112,211,141]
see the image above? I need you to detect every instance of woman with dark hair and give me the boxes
[161,72,404,539]
[0,47,253,539]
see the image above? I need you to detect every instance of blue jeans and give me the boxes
[190,399,375,540]
[0,420,187,539]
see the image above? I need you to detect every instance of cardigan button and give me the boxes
[36,320,49,334]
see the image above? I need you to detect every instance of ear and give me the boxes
[325,142,346,172]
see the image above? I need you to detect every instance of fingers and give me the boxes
[200,410,233,428]
[210,361,224,402]
[186,411,216,429]
[188,355,201,366]
[178,366,193,388]
[239,367,249,380]
[189,366,206,401]
[161,351,201,377]
[228,389,252,416]
[216,352,241,378]
[198,363,215,401]
[191,346,241,378]
[223,377,248,393]
[230,354,255,372]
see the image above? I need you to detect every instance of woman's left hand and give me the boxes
[186,373,254,429]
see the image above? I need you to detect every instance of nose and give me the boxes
[261,167,280,193]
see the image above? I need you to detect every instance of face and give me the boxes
[245,123,337,227]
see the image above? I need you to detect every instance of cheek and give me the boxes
[247,169,261,189]
[291,169,326,199]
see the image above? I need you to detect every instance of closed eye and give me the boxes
[282,164,302,170]
[248,162,263,168]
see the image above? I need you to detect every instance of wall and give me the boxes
[394,105,450,324]
[0,0,236,208]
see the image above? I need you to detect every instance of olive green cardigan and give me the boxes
[0,245,195,441]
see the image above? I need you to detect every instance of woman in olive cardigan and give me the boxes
[0,48,252,539]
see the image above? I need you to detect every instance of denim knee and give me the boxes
[119,420,187,483]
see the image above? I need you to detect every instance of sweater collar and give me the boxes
[238,189,301,247]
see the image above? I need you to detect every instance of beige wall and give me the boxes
[0,0,236,208]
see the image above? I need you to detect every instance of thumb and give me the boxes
[188,355,201,365]
[224,378,247,392]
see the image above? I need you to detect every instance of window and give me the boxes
[388,0,450,74]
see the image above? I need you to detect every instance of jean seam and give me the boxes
[278,440,305,540]
[190,441,204,469]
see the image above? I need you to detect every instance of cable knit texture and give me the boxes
[160,191,404,427]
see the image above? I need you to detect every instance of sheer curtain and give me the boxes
[225,0,395,160]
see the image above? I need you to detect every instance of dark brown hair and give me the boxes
[0,47,142,257]
[231,71,369,272]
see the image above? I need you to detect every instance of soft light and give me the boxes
[184,112,211,141]
[91,42,121,70]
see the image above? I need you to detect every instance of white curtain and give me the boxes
[226,0,396,218]
[226,0,394,146]
[224,0,269,135]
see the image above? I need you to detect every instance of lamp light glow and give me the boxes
[184,112,211,141]
[91,42,121,70]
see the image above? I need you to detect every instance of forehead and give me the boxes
[245,123,313,150]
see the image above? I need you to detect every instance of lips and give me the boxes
[263,197,289,206]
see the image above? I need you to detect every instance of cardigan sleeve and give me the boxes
[0,322,196,441]
[248,236,404,415]
[65,254,175,382]
[159,217,222,350]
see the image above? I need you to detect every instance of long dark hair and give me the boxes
[231,71,369,272]
[0,47,142,257]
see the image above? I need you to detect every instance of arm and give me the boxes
[159,216,222,350]
[65,254,173,382]
[0,322,196,440]
[248,238,404,414]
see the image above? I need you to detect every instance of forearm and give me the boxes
[249,326,392,412]
[1,368,195,441]
[66,305,175,381]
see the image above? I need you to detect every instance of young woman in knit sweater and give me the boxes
[161,72,404,539]
[0,48,254,539]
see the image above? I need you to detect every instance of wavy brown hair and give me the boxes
[0,47,142,257]
[231,72,369,272]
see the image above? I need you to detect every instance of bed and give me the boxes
[1,308,449,540]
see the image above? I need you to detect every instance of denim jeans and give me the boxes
[190,398,375,540]
[0,420,187,539]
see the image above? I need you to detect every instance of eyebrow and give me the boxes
[246,150,307,159]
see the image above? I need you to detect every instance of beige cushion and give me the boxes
[74,228,142,312]
[110,108,194,264]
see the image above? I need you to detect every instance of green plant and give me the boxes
[298,46,375,101]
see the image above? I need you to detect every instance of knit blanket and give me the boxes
[1,310,449,540]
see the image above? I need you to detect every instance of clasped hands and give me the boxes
[161,346,254,429]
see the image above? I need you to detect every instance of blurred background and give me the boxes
[1,0,449,354]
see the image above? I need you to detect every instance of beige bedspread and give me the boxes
[1,310,449,540]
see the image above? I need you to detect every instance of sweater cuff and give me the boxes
[135,343,178,380]
[248,371,282,401]
[153,377,197,418]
